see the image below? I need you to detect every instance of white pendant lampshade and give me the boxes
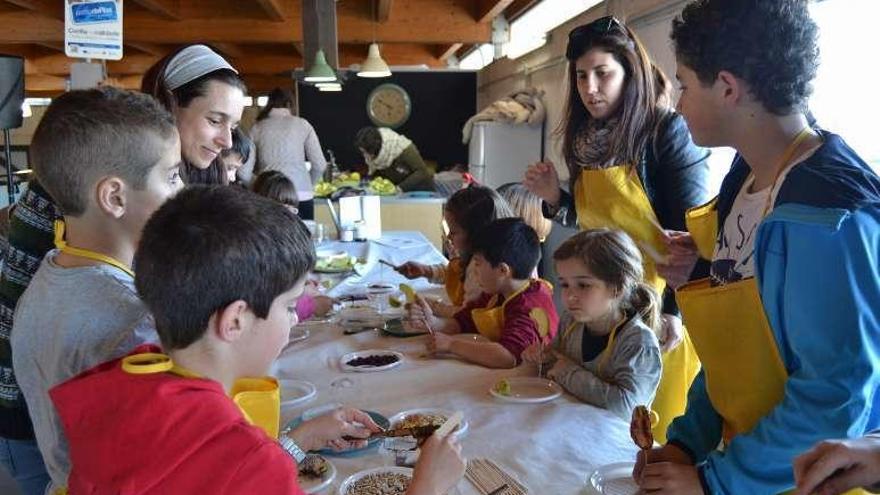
[357,43,392,78]
[318,83,342,92]
[304,49,337,82]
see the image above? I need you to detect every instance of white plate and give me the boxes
[279,379,317,408]
[588,462,638,495]
[339,350,404,372]
[289,327,310,343]
[300,456,336,494]
[338,466,413,495]
[489,377,563,403]
[388,408,468,438]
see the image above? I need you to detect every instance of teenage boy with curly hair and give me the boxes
[636,1,880,494]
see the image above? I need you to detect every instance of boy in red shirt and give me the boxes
[50,186,464,494]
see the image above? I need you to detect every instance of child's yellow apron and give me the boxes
[121,353,282,439]
[573,166,700,443]
[471,281,552,342]
[677,130,863,494]
[445,257,465,306]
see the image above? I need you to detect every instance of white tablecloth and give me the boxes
[314,231,448,299]
[276,232,638,494]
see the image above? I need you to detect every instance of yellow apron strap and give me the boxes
[54,219,135,277]
[121,353,281,439]
[685,197,719,260]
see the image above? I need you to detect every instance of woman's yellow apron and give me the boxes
[122,353,282,439]
[573,166,700,443]
[678,130,863,494]
[472,281,553,342]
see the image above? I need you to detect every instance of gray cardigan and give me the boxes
[549,313,662,420]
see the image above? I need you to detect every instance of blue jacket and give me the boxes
[667,130,880,494]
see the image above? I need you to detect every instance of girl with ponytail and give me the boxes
[522,228,661,420]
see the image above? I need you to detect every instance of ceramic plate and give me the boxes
[340,350,403,372]
[382,318,429,338]
[279,379,317,409]
[284,411,390,458]
[588,462,638,495]
[388,408,468,437]
[489,377,563,403]
[289,327,310,343]
[338,466,413,495]
[299,456,336,494]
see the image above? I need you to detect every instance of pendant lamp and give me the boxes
[304,49,337,82]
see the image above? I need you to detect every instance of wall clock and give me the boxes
[366,83,412,128]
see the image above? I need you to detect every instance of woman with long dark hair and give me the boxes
[141,44,247,185]
[523,16,710,444]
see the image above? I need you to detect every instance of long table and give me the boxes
[272,232,638,494]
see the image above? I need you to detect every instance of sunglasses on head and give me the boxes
[566,16,626,59]
[569,16,624,39]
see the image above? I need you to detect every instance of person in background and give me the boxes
[245,88,327,220]
[141,44,247,185]
[11,88,181,493]
[522,229,661,421]
[396,185,514,317]
[795,433,880,495]
[221,128,253,185]
[497,182,553,276]
[251,170,333,321]
[635,1,880,493]
[354,127,434,192]
[49,186,465,494]
[523,14,709,445]
[408,218,558,369]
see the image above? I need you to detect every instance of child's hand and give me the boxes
[659,314,684,352]
[637,462,703,494]
[287,407,382,452]
[523,161,561,206]
[409,431,466,495]
[396,262,431,279]
[426,332,453,354]
[656,230,700,290]
[312,295,335,317]
[633,444,693,482]
[521,342,556,365]
[427,298,457,318]
[407,295,438,330]
[794,435,880,495]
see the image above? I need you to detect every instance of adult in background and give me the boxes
[354,127,435,192]
[141,44,247,185]
[245,88,326,220]
[523,15,710,444]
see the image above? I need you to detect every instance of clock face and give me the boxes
[367,84,411,128]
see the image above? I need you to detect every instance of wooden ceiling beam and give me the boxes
[254,0,285,21]
[377,0,393,22]
[437,43,463,61]
[212,42,245,58]
[2,0,63,20]
[504,0,540,22]
[35,41,64,52]
[0,1,490,44]
[129,0,180,20]
[125,42,166,56]
[475,0,515,23]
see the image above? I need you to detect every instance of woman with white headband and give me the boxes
[142,44,247,185]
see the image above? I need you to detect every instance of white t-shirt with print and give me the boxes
[710,147,818,286]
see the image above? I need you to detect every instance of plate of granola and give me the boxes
[388,408,468,438]
[338,466,412,495]
[298,454,336,494]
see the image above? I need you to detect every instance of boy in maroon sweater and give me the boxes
[410,218,559,368]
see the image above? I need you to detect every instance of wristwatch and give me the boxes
[278,427,307,463]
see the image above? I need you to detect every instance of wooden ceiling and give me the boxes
[0,0,539,96]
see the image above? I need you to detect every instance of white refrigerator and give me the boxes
[468,121,543,188]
